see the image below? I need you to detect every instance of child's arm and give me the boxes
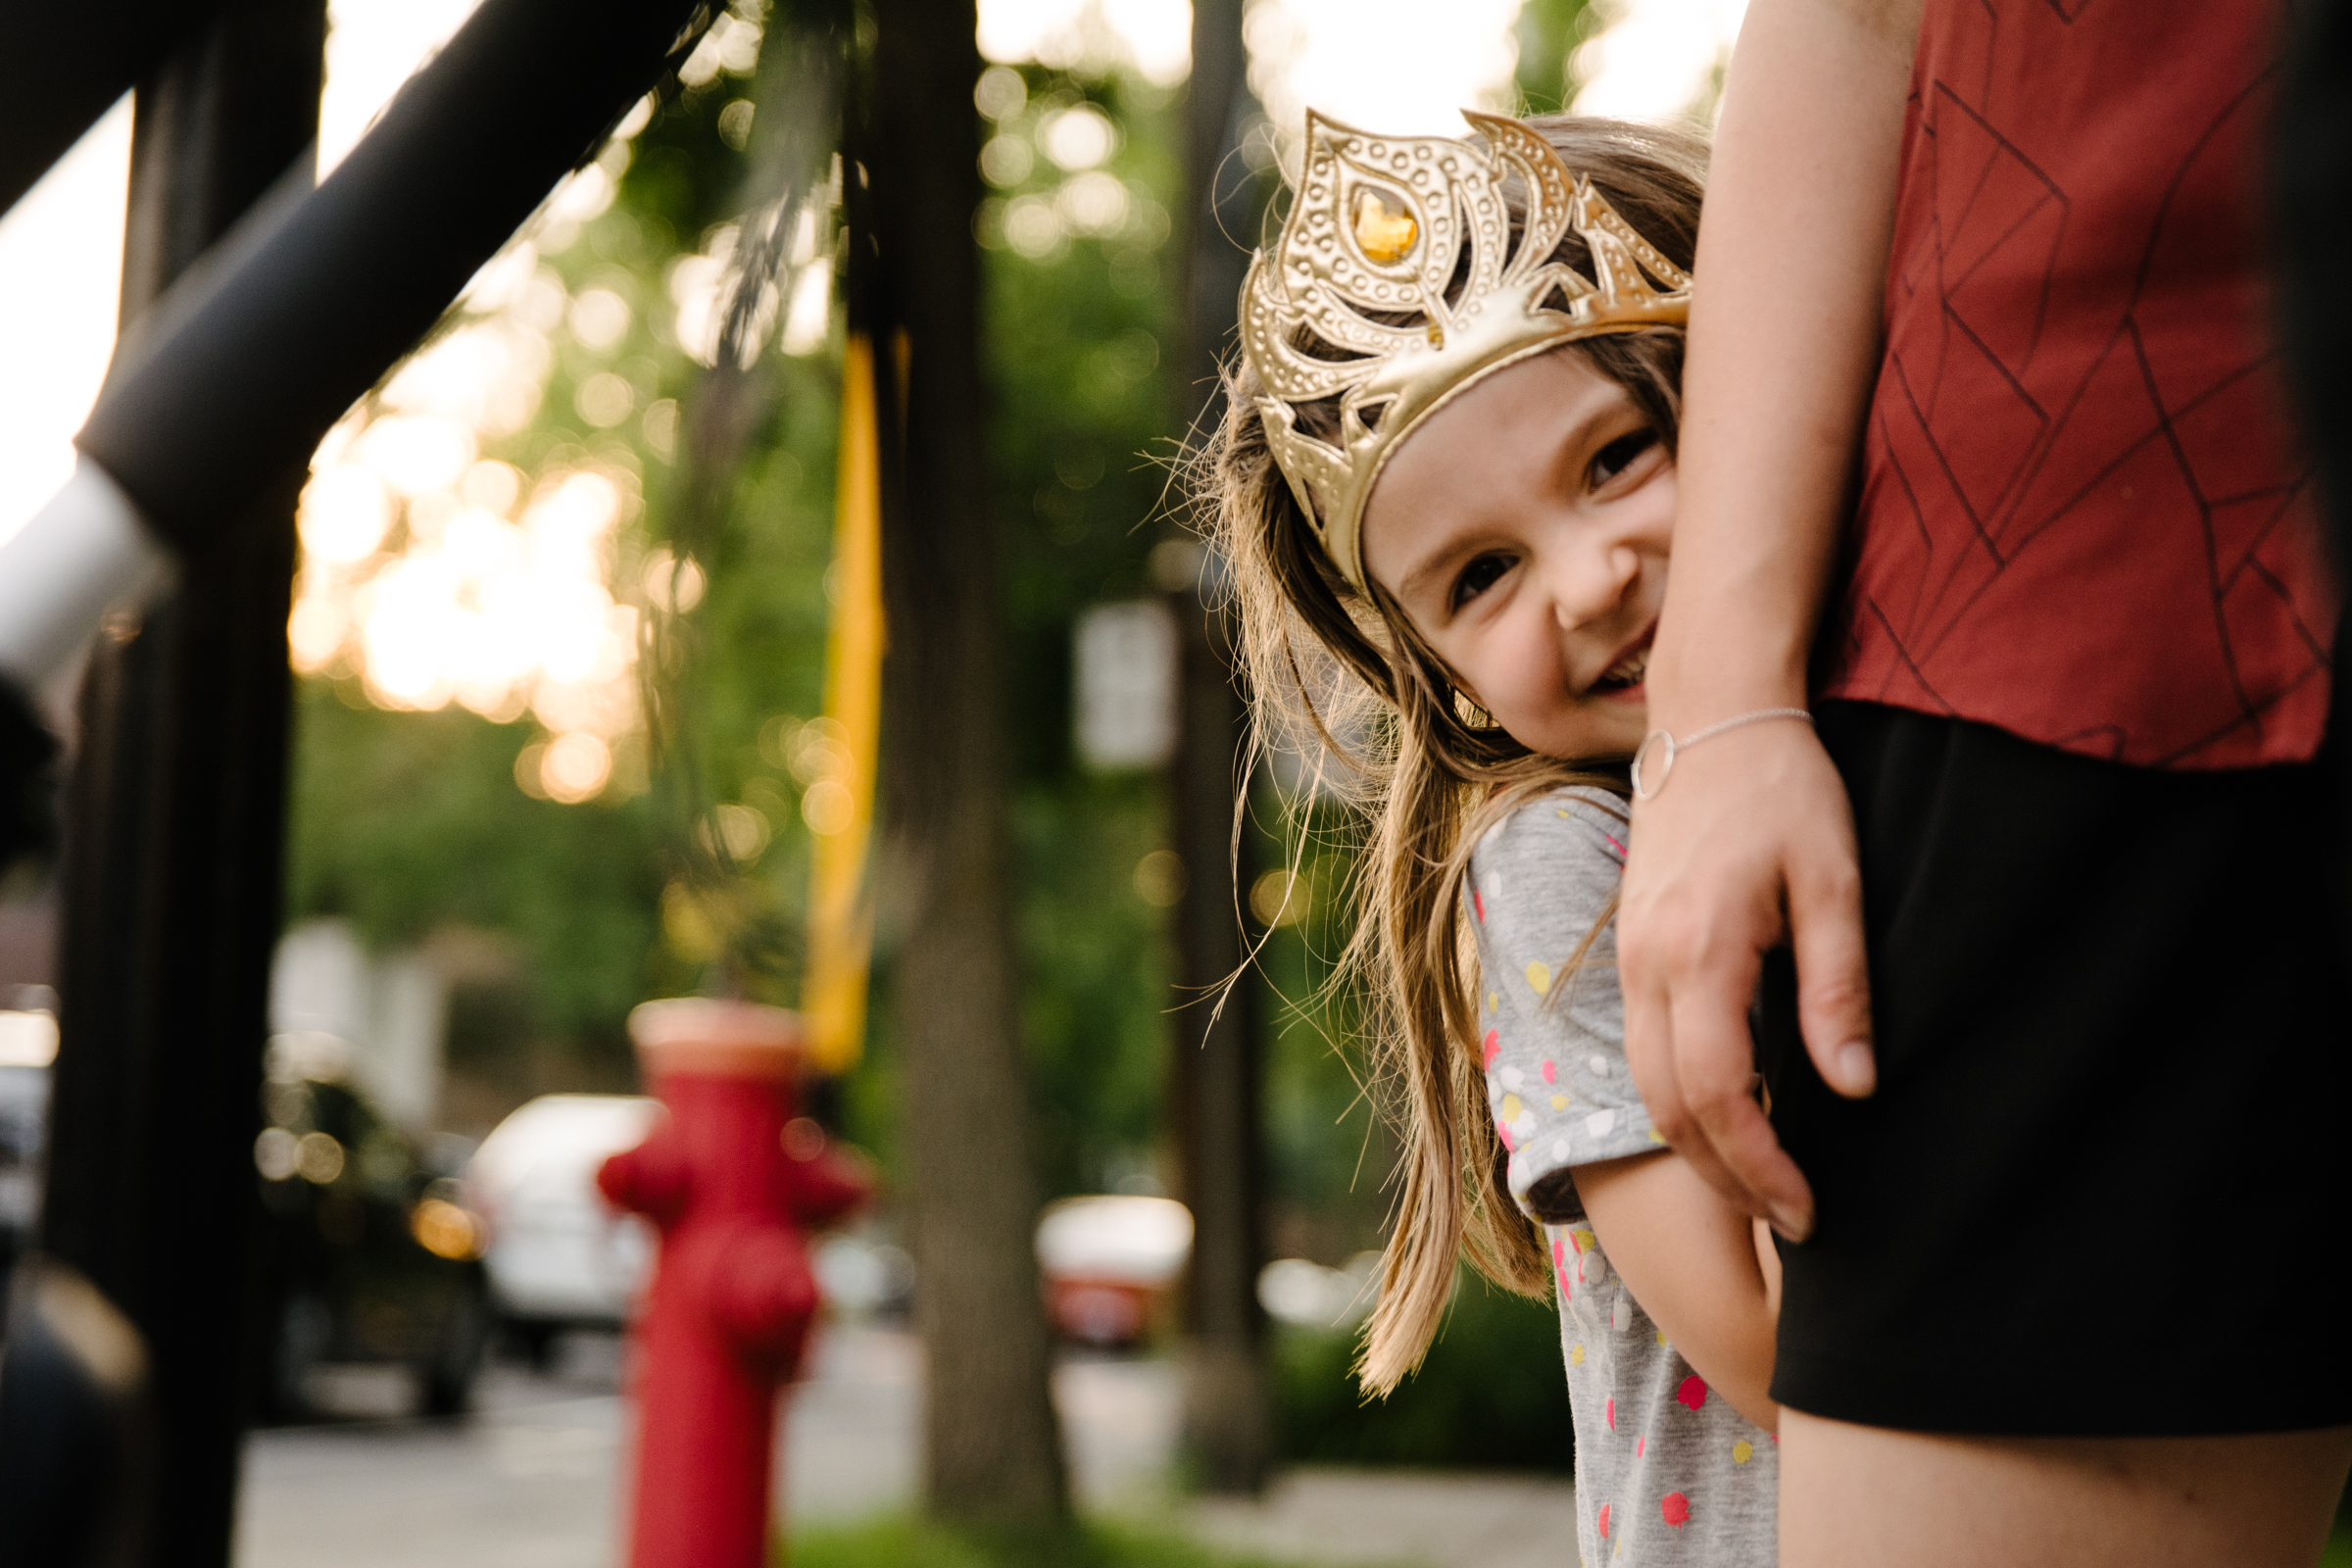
[1580,1150,1780,1433]
[1618,0,1924,1238]
[1471,790,1781,1430]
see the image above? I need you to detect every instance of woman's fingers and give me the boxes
[1622,958,1753,1214]
[1788,835,1876,1099]
[1623,723,1863,1239]
[1671,951,1816,1241]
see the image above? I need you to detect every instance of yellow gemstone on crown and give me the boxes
[1352,188,1418,265]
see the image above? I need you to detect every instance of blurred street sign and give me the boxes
[1073,599,1177,770]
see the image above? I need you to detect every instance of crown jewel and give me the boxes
[1241,111,1692,593]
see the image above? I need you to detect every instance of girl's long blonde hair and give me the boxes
[1192,115,1706,1395]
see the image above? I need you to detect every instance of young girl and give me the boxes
[1200,113,1780,1563]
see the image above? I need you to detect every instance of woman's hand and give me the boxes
[1619,721,1872,1241]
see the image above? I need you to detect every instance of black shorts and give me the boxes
[1756,699,2352,1436]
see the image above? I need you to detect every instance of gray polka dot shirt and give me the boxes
[1469,786,1777,1565]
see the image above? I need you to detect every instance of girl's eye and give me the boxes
[1450,553,1511,609]
[1589,428,1659,489]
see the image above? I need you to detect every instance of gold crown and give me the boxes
[1241,111,1691,593]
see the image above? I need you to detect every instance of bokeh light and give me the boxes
[1244,0,1526,161]
[978,0,1194,85]
[282,4,754,806]
[1572,0,1748,121]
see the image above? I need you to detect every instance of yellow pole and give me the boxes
[803,332,884,1073]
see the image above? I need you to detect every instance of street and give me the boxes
[233,1325,1581,1568]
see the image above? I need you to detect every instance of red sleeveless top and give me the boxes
[1818,0,2335,768]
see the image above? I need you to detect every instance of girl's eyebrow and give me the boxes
[1373,380,1637,606]
[1396,534,1482,606]
[1393,396,1626,605]
[1550,394,1634,495]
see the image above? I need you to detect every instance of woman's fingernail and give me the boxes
[1838,1042,1876,1096]
[1770,1204,1812,1244]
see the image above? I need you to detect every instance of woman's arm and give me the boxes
[1617,0,1923,1240]
[1580,1149,1779,1432]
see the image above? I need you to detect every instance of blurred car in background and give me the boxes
[0,1007,57,1298]
[810,1228,916,1323]
[464,1093,662,1363]
[1034,1195,1192,1348]
[254,1036,492,1420]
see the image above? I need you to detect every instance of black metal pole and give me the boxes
[1169,0,1271,1494]
[78,0,714,552]
[38,6,322,1564]
[0,1,232,224]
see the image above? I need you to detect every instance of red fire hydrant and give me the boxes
[597,999,868,1568]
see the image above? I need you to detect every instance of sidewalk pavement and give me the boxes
[1189,1471,1579,1568]
[234,1325,1577,1568]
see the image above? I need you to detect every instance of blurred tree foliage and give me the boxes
[285,35,1200,1210]
[287,55,838,1082]
[1515,0,1599,115]
[1274,1272,1573,1472]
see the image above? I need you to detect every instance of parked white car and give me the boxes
[465,1094,662,1359]
[1033,1195,1192,1348]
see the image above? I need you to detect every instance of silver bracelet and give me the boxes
[1630,708,1814,801]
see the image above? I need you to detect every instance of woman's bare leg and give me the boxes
[1781,1409,2352,1568]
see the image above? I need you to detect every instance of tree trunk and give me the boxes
[858,0,1068,1522]
[1168,0,1274,1494]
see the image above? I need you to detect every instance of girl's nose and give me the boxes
[1547,539,1640,633]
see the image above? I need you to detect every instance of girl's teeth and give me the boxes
[1600,651,1647,689]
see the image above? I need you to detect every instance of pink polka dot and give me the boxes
[1483,1030,1500,1068]
[1661,1492,1690,1529]
[1495,1119,1513,1152]
[1596,1503,1611,1539]
[1551,1235,1567,1265]
[1472,888,1487,923]
[1677,1375,1707,1412]
[1635,1436,1645,1457]
[1541,1059,1556,1084]
[1605,1396,1616,1431]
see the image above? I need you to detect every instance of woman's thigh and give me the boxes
[1781,1410,2352,1568]
[1759,705,2352,1434]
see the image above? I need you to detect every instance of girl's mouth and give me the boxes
[1592,645,1648,697]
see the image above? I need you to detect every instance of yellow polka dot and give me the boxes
[1733,1440,1753,1464]
[1525,960,1551,996]
[1655,1330,1668,1348]
[1487,992,1498,1012]
[1572,1228,1597,1254]
[1500,1094,1524,1122]
[1551,1095,1569,1110]
[1569,1343,1586,1366]
[1646,1127,1666,1145]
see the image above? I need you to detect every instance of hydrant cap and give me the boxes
[627,998,806,1080]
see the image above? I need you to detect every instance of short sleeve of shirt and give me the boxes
[1466,785,1658,1222]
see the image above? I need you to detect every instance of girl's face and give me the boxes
[1359,346,1673,761]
